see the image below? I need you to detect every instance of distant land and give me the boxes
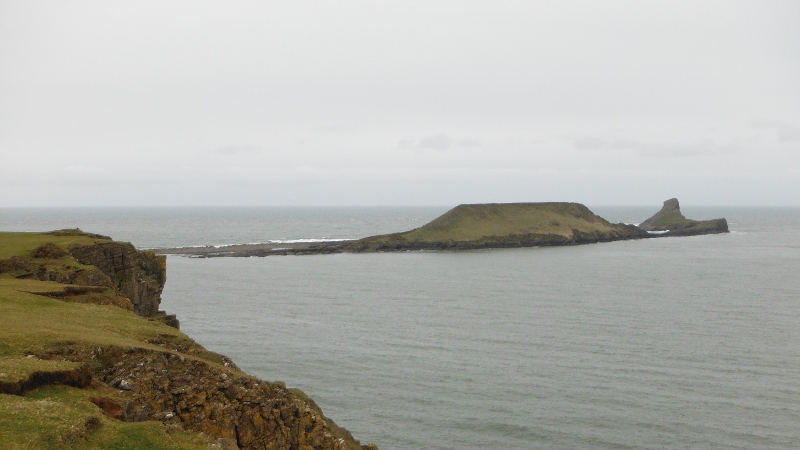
[157,198,729,257]
[638,198,729,236]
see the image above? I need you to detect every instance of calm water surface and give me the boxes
[3,206,799,449]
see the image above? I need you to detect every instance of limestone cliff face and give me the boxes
[99,348,375,450]
[27,341,376,450]
[69,242,167,317]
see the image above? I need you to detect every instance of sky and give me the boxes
[1,1,799,207]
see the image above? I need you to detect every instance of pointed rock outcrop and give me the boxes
[638,198,728,236]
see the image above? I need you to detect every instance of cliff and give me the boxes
[0,230,377,449]
[0,228,172,324]
[638,199,729,236]
[68,238,167,318]
[343,202,648,252]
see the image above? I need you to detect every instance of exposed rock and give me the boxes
[30,242,70,259]
[23,341,376,450]
[98,348,371,450]
[638,198,728,236]
[2,232,377,449]
[69,241,167,317]
[0,235,169,319]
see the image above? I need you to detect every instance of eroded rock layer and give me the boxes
[0,230,377,449]
[25,342,374,450]
[69,241,166,317]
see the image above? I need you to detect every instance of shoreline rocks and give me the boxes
[155,199,728,258]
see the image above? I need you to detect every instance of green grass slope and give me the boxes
[0,230,109,260]
[0,274,218,449]
[345,202,646,251]
[402,203,620,241]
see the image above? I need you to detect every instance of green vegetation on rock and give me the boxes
[344,202,647,251]
[0,230,377,450]
[638,198,728,236]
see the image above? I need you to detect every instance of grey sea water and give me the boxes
[2,206,800,449]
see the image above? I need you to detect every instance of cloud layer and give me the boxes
[1,1,799,206]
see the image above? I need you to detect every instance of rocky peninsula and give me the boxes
[638,198,729,236]
[156,199,728,257]
[0,229,377,449]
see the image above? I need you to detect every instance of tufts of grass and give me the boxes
[0,232,106,260]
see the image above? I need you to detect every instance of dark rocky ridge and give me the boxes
[1,232,174,324]
[639,198,729,237]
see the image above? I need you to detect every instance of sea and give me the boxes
[2,206,799,449]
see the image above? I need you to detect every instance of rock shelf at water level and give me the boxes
[155,199,728,257]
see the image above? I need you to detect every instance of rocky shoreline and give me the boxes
[0,230,377,449]
[155,199,728,258]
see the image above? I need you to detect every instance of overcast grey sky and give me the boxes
[1,1,799,206]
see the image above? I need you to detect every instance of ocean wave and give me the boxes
[143,238,354,250]
[647,230,670,235]
[266,238,355,244]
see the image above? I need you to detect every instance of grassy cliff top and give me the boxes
[1,231,371,450]
[0,232,216,448]
[0,229,109,260]
[399,202,619,242]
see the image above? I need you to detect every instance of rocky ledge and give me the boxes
[638,198,729,237]
[0,230,377,449]
[17,342,375,450]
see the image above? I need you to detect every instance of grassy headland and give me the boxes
[0,230,376,450]
[344,202,648,252]
[153,199,728,258]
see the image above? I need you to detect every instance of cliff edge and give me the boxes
[0,230,377,449]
